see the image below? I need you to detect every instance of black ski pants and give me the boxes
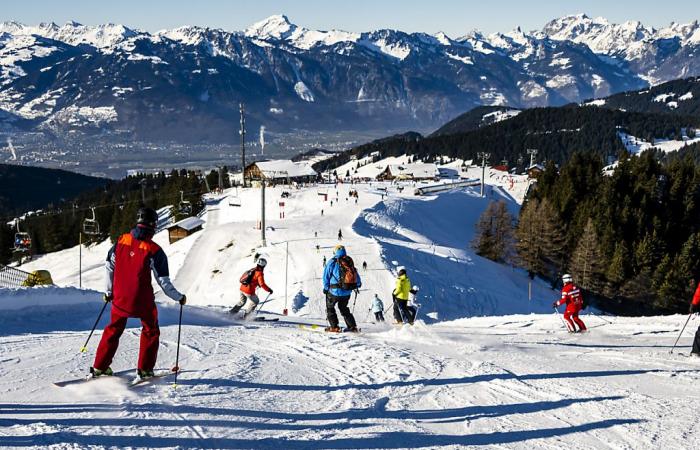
[326,293,357,329]
[393,296,412,324]
[693,326,700,354]
[374,311,385,322]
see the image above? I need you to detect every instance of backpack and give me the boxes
[240,268,257,286]
[331,255,359,290]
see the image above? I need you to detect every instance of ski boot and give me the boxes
[229,305,242,315]
[137,369,155,380]
[90,367,113,378]
[324,326,341,333]
[343,326,360,333]
[690,352,700,358]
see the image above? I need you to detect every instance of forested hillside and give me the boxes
[314,106,700,173]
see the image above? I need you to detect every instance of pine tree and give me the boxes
[570,218,606,294]
[473,201,514,263]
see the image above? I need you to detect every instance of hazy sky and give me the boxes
[3,0,700,36]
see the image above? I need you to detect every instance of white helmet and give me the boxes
[257,257,268,267]
[397,266,406,274]
[412,285,419,292]
[562,273,573,284]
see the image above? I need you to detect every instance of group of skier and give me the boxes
[88,207,700,381]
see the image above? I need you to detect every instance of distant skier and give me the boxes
[688,282,700,356]
[338,229,343,241]
[392,266,413,324]
[322,255,327,268]
[321,209,324,216]
[362,261,368,271]
[322,245,361,332]
[553,273,587,332]
[91,207,186,380]
[230,257,273,317]
[371,294,385,322]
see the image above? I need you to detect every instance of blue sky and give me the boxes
[3,0,700,36]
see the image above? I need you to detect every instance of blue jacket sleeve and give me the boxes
[150,248,184,301]
[105,244,116,296]
[322,260,333,291]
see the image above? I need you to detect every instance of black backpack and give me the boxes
[240,268,256,286]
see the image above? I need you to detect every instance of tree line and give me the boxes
[473,150,700,314]
[0,168,231,266]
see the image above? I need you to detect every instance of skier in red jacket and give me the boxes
[553,274,587,333]
[92,207,186,380]
[689,282,700,356]
[230,256,273,317]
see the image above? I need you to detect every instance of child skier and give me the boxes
[371,294,385,322]
[92,207,186,380]
[230,256,273,317]
[407,285,420,323]
[553,273,587,332]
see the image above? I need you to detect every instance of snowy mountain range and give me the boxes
[2,14,700,141]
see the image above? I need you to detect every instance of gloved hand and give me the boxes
[552,302,558,308]
[179,295,187,306]
[323,289,329,295]
[690,303,699,314]
[269,289,274,295]
[103,294,113,303]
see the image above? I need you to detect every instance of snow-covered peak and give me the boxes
[244,14,297,41]
[0,20,139,48]
[542,14,654,55]
[244,15,360,50]
[158,25,213,46]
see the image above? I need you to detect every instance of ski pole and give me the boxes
[670,313,693,354]
[255,292,273,314]
[172,303,183,387]
[80,299,109,353]
[352,290,359,314]
[554,307,570,332]
[590,310,613,325]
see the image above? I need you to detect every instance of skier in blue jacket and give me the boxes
[371,294,385,322]
[323,245,361,332]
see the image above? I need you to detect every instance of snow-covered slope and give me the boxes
[3,180,700,447]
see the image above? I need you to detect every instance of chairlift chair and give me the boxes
[179,191,193,215]
[13,220,31,253]
[82,207,100,235]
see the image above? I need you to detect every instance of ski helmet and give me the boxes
[562,273,573,284]
[257,257,267,267]
[412,285,420,292]
[334,244,345,253]
[136,207,158,229]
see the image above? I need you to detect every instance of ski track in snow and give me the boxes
[2,181,700,448]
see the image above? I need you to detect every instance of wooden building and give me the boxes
[167,217,205,244]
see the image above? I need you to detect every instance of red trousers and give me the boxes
[563,308,586,332]
[93,304,160,371]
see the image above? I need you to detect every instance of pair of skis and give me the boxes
[54,369,176,388]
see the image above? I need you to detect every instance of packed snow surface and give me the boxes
[3,180,700,448]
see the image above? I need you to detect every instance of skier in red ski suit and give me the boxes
[553,274,587,332]
[92,207,186,379]
[689,282,700,356]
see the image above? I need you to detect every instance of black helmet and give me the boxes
[137,207,158,229]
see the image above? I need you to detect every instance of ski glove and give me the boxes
[323,289,329,295]
[690,303,699,314]
[103,294,112,303]
[179,295,187,306]
[269,289,274,295]
[552,302,558,308]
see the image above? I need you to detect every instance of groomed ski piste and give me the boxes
[2,166,700,449]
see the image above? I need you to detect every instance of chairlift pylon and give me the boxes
[82,207,100,236]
